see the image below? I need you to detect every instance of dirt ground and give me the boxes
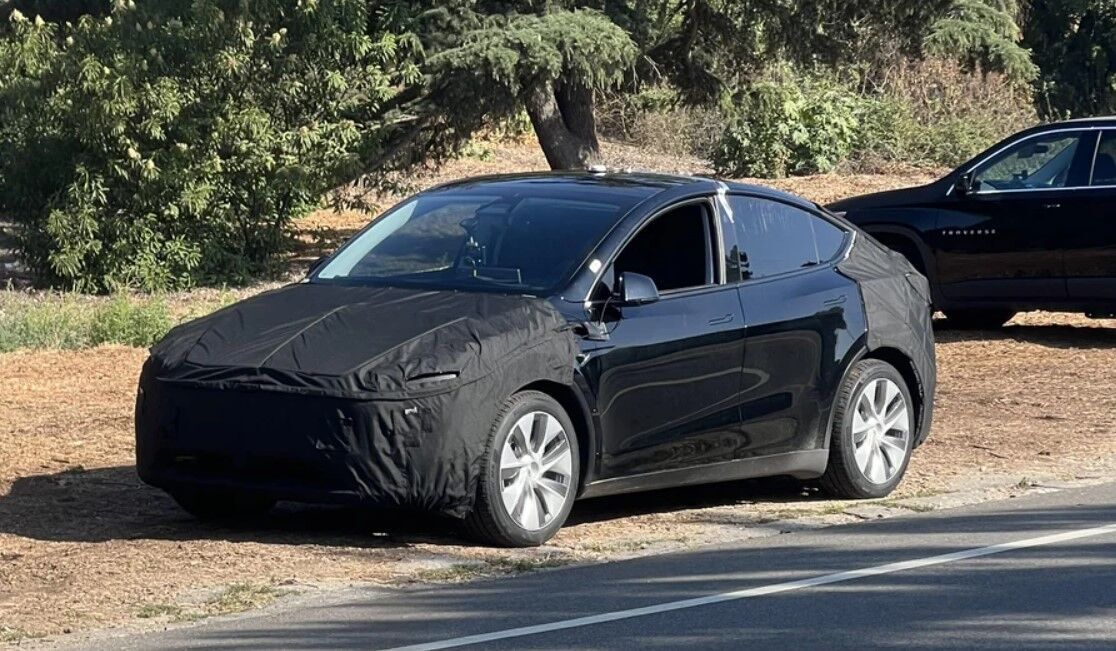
[2,146,1114,644]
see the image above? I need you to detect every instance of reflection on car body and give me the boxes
[137,172,936,546]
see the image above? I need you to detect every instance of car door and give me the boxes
[1065,129,1116,301]
[934,129,1092,302]
[725,195,862,457]
[578,198,748,479]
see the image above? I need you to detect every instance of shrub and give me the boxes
[0,292,173,352]
[858,59,1036,169]
[598,87,725,160]
[713,72,862,178]
[712,60,1037,178]
[0,1,412,292]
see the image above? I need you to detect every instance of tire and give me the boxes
[944,309,1015,330]
[465,391,580,547]
[821,359,915,499]
[171,489,276,521]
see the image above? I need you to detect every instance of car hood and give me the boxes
[827,180,946,213]
[145,283,575,398]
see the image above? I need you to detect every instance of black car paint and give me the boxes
[829,118,1116,311]
[139,173,924,509]
[544,177,869,496]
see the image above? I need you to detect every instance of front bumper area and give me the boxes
[135,371,484,517]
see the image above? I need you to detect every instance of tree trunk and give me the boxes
[524,81,601,170]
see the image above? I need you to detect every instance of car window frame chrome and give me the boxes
[951,126,1116,197]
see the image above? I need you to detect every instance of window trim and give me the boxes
[721,192,852,286]
[584,196,724,304]
[1086,129,1116,187]
[953,127,1116,197]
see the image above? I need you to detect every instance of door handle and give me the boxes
[707,313,735,326]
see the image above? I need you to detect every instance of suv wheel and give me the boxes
[944,309,1015,329]
[821,359,914,499]
[466,391,579,547]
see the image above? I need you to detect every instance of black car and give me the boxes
[136,173,935,547]
[830,117,1116,328]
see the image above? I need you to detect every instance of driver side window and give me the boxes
[973,133,1083,192]
[606,202,716,296]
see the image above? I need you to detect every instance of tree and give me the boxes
[0,0,420,291]
[1024,0,1116,118]
[422,8,636,169]
[925,0,1037,82]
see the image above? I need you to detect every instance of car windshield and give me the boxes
[313,192,626,294]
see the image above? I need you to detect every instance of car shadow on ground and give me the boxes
[933,319,1116,349]
[0,464,820,547]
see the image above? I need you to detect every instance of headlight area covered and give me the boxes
[135,284,578,518]
[837,236,937,445]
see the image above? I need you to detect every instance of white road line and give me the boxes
[383,523,1116,651]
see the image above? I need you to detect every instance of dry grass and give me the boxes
[1,145,1113,643]
[3,317,1113,642]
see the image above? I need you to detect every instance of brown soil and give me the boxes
[2,145,1113,644]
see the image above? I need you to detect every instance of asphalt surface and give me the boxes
[79,482,1116,650]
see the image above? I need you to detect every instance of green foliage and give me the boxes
[713,60,1036,178]
[0,292,173,352]
[0,1,414,292]
[420,9,637,144]
[713,72,862,177]
[1025,1,1116,118]
[925,0,1037,82]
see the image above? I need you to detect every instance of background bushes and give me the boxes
[712,61,1036,178]
[0,1,408,292]
[0,293,172,352]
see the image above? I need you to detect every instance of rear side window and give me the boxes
[1092,131,1116,186]
[811,216,848,261]
[727,197,842,281]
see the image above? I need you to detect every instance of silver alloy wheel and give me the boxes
[499,411,574,531]
[851,378,911,485]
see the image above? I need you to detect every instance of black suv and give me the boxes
[830,117,1116,328]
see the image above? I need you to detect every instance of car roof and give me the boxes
[422,171,821,216]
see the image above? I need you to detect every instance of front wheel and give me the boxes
[465,391,579,547]
[821,359,914,499]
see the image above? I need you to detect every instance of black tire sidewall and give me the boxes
[833,360,914,498]
[477,392,580,547]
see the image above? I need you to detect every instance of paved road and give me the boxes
[81,483,1116,650]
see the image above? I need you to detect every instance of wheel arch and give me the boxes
[864,226,945,308]
[516,380,597,495]
[862,347,927,447]
[824,343,927,450]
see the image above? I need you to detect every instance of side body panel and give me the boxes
[1063,186,1116,301]
[736,268,865,457]
[579,286,747,479]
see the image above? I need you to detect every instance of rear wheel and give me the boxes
[465,391,579,547]
[821,359,914,499]
[171,489,275,521]
[944,309,1015,330]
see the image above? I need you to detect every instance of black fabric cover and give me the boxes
[838,235,937,445]
[136,284,578,518]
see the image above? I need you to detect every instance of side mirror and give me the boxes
[616,272,660,306]
[955,171,976,196]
